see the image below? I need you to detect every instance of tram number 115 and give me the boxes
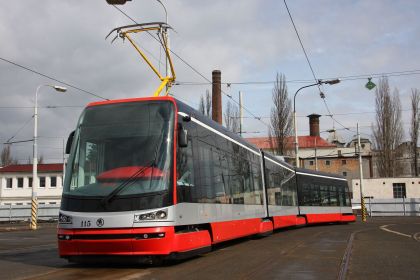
[80,220,91,227]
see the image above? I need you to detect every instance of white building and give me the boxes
[0,164,64,206]
[352,177,420,202]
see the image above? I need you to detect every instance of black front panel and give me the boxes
[60,192,172,212]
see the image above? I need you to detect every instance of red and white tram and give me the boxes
[58,96,355,262]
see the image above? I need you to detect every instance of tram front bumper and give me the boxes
[58,226,174,257]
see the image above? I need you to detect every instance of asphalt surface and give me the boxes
[0,217,419,280]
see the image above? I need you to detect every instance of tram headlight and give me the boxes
[134,209,168,222]
[59,213,72,224]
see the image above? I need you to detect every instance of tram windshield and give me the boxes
[63,101,174,199]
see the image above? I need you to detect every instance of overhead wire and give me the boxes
[0,105,84,109]
[4,115,34,144]
[0,57,109,101]
[111,5,271,129]
[175,69,420,86]
[283,0,358,134]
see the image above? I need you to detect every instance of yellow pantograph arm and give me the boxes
[115,24,176,97]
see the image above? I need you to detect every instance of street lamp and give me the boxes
[293,79,340,168]
[31,85,67,230]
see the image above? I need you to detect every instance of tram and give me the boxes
[58,96,355,262]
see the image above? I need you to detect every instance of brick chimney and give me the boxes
[307,113,321,137]
[212,70,222,125]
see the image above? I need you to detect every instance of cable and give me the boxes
[4,115,34,144]
[0,105,84,109]
[0,57,109,100]
[176,69,420,87]
[112,5,270,130]
[283,0,319,86]
[283,0,349,134]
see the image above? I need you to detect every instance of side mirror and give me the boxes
[65,131,75,154]
[178,123,188,148]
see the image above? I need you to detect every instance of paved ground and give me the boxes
[0,217,419,280]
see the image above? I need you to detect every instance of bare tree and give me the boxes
[270,73,292,155]
[1,145,15,166]
[224,100,240,133]
[373,77,404,177]
[199,90,212,117]
[38,155,44,164]
[410,88,420,176]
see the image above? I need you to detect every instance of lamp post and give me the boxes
[31,85,67,230]
[293,79,340,168]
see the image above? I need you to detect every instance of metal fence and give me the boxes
[0,205,59,222]
[351,198,420,216]
[1,199,419,222]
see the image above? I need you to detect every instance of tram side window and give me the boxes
[301,184,310,205]
[339,185,347,206]
[283,169,297,206]
[212,148,229,203]
[176,136,196,203]
[228,154,244,204]
[248,163,263,205]
[197,141,215,203]
[329,186,339,206]
[344,185,351,206]
[320,185,330,206]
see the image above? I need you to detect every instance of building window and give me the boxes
[17,178,24,188]
[39,177,46,188]
[338,150,342,157]
[49,202,57,205]
[343,172,347,176]
[28,177,33,188]
[393,183,406,198]
[16,203,23,205]
[6,178,13,189]
[50,177,57,188]
[342,159,347,165]
[325,160,331,166]
[309,160,314,166]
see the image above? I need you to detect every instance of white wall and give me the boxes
[0,172,63,205]
[352,177,420,202]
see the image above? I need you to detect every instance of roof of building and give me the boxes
[245,136,336,150]
[0,163,63,173]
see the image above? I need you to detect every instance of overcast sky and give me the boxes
[1,0,419,163]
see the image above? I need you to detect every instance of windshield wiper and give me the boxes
[101,120,168,208]
[100,161,154,208]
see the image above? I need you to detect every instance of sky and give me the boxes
[0,0,419,164]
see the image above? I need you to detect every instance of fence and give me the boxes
[0,204,59,222]
[1,199,420,221]
[351,198,420,216]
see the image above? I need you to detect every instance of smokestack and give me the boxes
[307,114,321,137]
[212,70,222,124]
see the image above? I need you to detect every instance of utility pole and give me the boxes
[239,91,243,137]
[62,138,66,182]
[357,123,367,222]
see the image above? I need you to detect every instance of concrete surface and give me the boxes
[0,217,419,280]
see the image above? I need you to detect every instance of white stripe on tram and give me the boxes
[178,112,260,156]
[296,171,347,181]
[264,156,295,172]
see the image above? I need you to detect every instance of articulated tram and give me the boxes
[58,96,355,262]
